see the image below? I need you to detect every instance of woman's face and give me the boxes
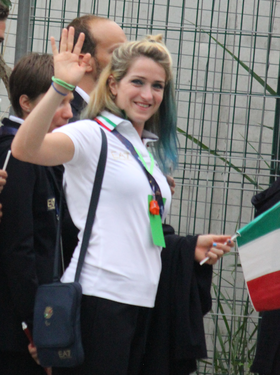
[109,56,166,134]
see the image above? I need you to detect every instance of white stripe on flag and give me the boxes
[238,228,280,281]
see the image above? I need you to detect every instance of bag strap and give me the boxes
[53,187,64,282]
[53,127,107,283]
[75,127,107,282]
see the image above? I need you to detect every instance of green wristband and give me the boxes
[51,76,75,91]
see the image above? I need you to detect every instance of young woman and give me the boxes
[0,52,72,375]
[12,28,232,375]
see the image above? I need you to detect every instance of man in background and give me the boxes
[66,15,126,122]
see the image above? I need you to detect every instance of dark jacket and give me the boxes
[69,89,87,123]
[51,164,79,269]
[58,88,87,265]
[141,225,213,375]
[250,181,280,374]
[0,117,58,352]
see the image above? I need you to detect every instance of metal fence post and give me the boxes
[14,0,32,64]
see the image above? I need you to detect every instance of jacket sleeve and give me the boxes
[0,153,38,326]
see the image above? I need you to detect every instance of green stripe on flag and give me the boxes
[237,201,280,247]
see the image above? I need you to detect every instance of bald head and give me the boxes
[89,19,127,78]
[66,15,126,92]
[67,15,126,63]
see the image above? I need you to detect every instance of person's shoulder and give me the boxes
[54,119,99,134]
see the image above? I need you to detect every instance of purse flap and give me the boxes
[33,282,82,348]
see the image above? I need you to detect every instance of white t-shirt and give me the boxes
[54,111,171,307]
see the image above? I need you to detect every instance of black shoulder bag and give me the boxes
[33,127,107,368]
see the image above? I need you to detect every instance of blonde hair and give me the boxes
[83,34,172,121]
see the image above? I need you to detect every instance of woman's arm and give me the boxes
[11,27,91,166]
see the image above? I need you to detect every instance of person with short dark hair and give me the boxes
[0,52,73,374]
[9,54,55,118]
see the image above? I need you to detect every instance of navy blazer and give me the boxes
[0,118,58,352]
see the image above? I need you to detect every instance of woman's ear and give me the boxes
[108,74,118,96]
[19,94,32,115]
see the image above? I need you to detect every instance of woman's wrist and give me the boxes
[52,76,75,91]
[51,82,68,96]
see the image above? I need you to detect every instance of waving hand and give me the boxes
[50,27,91,88]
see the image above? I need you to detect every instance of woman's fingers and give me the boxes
[0,171,7,192]
[212,241,232,254]
[73,30,85,56]
[50,36,58,56]
[211,235,234,245]
[197,234,234,265]
[67,26,74,53]
[28,343,40,365]
[0,169,7,179]
[59,28,68,53]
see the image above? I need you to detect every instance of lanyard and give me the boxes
[134,147,154,175]
[95,115,164,218]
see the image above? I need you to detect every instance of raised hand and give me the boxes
[50,26,91,88]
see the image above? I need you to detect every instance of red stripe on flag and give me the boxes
[247,270,280,311]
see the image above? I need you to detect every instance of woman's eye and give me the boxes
[131,79,143,85]
[153,83,164,90]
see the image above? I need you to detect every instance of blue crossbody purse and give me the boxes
[33,127,107,367]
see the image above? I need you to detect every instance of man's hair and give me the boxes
[84,34,178,172]
[0,2,9,21]
[9,53,53,118]
[66,15,108,57]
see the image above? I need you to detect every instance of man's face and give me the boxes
[0,20,6,44]
[89,20,127,80]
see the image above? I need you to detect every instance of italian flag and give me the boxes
[237,201,280,312]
